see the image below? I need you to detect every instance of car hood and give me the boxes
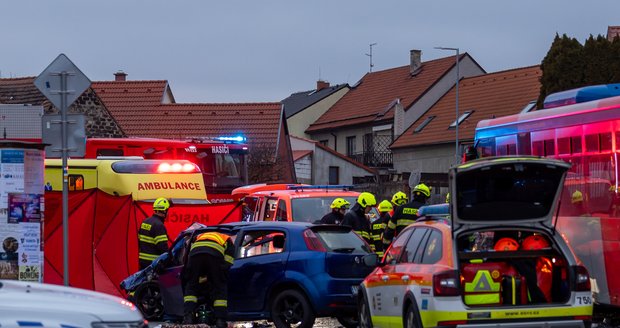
[449,157,570,229]
[0,280,143,321]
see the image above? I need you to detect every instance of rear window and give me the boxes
[314,229,371,254]
[291,196,357,222]
[456,162,564,221]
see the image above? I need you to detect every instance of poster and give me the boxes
[0,148,44,282]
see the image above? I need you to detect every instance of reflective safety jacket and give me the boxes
[190,231,235,266]
[370,212,390,257]
[138,215,169,269]
[341,203,371,244]
[383,199,425,248]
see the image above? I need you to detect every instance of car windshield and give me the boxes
[314,229,371,253]
[291,196,357,222]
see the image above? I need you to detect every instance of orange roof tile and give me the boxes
[391,65,541,149]
[119,102,283,146]
[292,150,313,161]
[306,55,463,133]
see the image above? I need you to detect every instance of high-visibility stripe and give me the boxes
[139,253,158,261]
[464,293,500,305]
[213,299,227,307]
[387,221,396,229]
[191,240,226,255]
[196,232,227,245]
[138,235,156,244]
[184,295,198,303]
[153,235,168,243]
[225,255,234,264]
[397,219,415,226]
[376,251,384,257]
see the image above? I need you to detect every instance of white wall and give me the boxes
[288,88,348,139]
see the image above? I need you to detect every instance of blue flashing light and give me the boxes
[417,203,449,216]
[216,135,247,143]
[287,184,353,191]
[543,83,620,109]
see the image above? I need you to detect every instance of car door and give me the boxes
[157,233,193,317]
[364,228,414,328]
[227,228,288,314]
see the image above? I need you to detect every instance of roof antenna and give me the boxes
[366,43,377,72]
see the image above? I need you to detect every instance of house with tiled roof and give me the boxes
[0,77,125,138]
[282,80,349,139]
[305,50,485,174]
[290,135,376,185]
[390,65,541,202]
[92,72,295,184]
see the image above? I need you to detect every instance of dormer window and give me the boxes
[414,116,435,133]
[449,111,474,128]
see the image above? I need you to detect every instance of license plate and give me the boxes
[351,285,359,295]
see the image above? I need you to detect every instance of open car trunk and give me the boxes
[455,228,573,307]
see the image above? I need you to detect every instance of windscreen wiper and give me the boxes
[332,247,355,253]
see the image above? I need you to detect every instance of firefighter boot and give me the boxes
[182,312,194,325]
[215,318,227,328]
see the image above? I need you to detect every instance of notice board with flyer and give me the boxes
[0,144,45,282]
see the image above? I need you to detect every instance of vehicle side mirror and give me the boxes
[362,253,380,267]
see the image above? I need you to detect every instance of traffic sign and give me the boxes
[34,54,91,109]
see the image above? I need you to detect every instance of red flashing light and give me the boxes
[157,162,198,173]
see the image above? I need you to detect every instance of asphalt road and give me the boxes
[150,317,342,328]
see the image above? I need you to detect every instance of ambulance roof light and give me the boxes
[543,83,620,109]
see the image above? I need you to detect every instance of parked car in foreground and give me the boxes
[122,221,377,327]
[0,279,145,327]
[359,157,593,327]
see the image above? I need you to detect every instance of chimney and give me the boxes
[114,70,127,82]
[316,80,330,91]
[410,50,422,75]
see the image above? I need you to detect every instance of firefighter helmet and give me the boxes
[378,200,393,213]
[153,197,171,211]
[494,237,519,251]
[413,183,431,198]
[572,190,583,204]
[330,198,350,210]
[357,192,377,208]
[521,234,550,250]
[391,191,408,206]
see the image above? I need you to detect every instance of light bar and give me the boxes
[288,185,353,191]
[157,162,198,173]
[544,83,620,109]
[216,135,246,143]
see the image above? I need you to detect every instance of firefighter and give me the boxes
[390,191,408,215]
[342,192,376,245]
[319,198,350,225]
[371,200,392,257]
[182,231,235,326]
[138,197,171,270]
[383,184,430,248]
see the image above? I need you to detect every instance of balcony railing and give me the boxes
[348,151,393,168]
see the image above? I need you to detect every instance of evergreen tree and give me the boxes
[583,34,614,84]
[610,37,620,83]
[538,34,584,108]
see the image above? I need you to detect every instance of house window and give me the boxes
[329,166,339,185]
[346,136,356,156]
[449,111,474,128]
[414,116,435,133]
[319,139,328,146]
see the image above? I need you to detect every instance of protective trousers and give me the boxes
[183,253,229,320]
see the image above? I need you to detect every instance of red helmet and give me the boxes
[494,237,519,251]
[521,235,550,250]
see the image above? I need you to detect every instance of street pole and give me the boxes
[435,47,460,164]
[60,71,70,286]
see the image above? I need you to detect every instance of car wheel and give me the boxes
[404,302,422,328]
[359,295,372,328]
[271,289,315,328]
[336,315,358,328]
[134,281,164,321]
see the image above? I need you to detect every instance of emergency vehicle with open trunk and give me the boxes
[358,157,592,327]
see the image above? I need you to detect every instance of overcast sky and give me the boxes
[1,1,618,103]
